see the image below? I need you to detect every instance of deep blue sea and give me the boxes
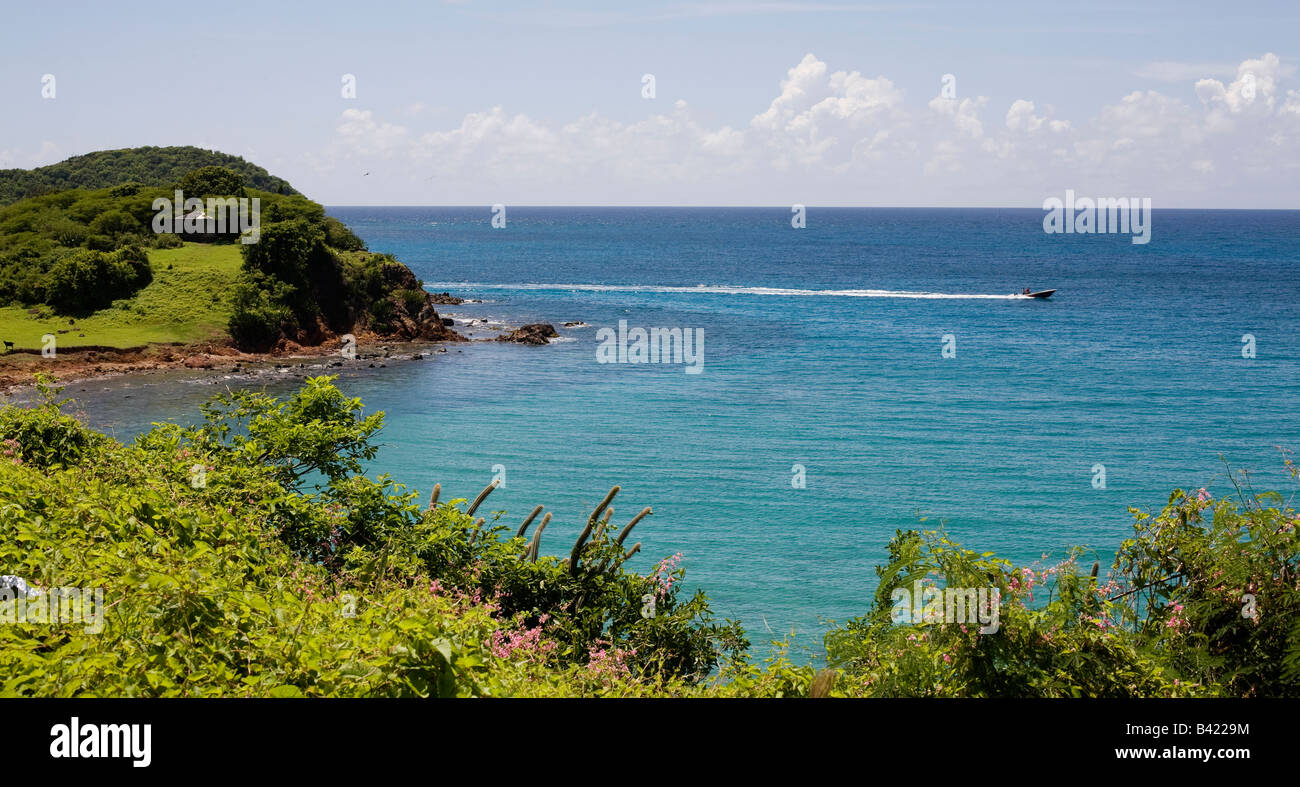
[51,207,1300,655]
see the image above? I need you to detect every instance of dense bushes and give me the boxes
[176,165,247,199]
[0,184,161,310]
[45,245,152,313]
[229,219,333,349]
[822,479,1300,697]
[1114,473,1300,696]
[227,273,298,350]
[0,162,302,315]
[228,213,442,350]
[0,376,743,696]
[1,375,1295,697]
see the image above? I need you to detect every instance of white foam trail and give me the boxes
[426,282,1027,300]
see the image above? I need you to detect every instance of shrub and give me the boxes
[151,231,183,249]
[0,375,107,469]
[399,287,428,315]
[176,165,246,198]
[88,208,141,237]
[0,376,745,696]
[227,274,296,350]
[324,216,366,251]
[45,245,151,313]
[822,473,1300,697]
[1113,470,1300,697]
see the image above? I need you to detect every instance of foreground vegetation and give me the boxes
[1,377,1296,697]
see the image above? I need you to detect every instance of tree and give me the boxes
[176,165,246,198]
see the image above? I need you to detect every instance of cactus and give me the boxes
[467,516,486,547]
[425,479,661,579]
[526,512,552,562]
[616,507,652,546]
[466,479,499,516]
[516,505,544,538]
[612,541,641,570]
[592,507,613,543]
[596,507,653,573]
[809,669,837,698]
[587,486,619,528]
[570,486,619,576]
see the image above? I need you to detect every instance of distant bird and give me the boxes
[363,172,370,176]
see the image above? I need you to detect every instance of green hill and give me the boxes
[0,148,459,353]
[0,146,297,206]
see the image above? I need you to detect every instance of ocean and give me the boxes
[54,207,1300,654]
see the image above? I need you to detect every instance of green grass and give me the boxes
[0,243,240,350]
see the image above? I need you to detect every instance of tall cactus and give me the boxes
[809,669,837,698]
[613,542,641,570]
[466,478,499,516]
[526,513,552,562]
[592,507,613,543]
[597,507,652,572]
[616,507,652,546]
[437,480,656,578]
[571,486,619,576]
[516,505,545,538]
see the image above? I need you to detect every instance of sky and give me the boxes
[2,0,1298,206]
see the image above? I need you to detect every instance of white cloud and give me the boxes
[1004,100,1070,134]
[749,54,909,170]
[303,52,1300,206]
[929,95,986,138]
[336,109,409,156]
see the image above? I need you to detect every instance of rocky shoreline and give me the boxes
[0,296,568,396]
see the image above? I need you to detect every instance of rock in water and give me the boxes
[496,324,560,345]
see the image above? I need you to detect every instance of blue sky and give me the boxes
[2,1,1298,205]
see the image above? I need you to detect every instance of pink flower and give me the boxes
[651,553,684,599]
[585,641,637,685]
[487,623,556,662]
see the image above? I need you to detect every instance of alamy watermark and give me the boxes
[1,578,104,634]
[152,190,261,244]
[1043,190,1151,245]
[596,320,703,374]
[891,580,1001,634]
[50,717,151,768]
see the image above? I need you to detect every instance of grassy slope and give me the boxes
[0,243,239,350]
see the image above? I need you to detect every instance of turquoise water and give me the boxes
[54,207,1300,649]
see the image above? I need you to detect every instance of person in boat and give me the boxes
[1023,287,1031,295]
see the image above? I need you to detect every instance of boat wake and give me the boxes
[425,282,1029,300]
